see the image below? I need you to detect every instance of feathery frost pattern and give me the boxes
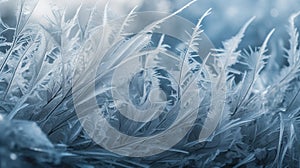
[0,0,300,167]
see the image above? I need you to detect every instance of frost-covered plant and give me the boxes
[0,0,300,167]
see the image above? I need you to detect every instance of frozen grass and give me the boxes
[0,0,300,167]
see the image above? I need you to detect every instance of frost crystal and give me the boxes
[0,0,300,167]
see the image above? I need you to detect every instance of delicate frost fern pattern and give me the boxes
[0,0,300,167]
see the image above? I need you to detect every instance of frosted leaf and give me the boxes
[0,119,60,166]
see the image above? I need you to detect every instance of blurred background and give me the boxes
[1,0,300,48]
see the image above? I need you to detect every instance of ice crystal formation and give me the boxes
[0,0,300,167]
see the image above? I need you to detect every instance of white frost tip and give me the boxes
[10,153,17,160]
